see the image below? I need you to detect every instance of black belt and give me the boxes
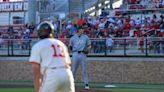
[73,51,84,53]
[78,51,83,53]
[51,66,66,69]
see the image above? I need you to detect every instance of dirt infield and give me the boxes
[0,84,111,92]
[76,88,112,92]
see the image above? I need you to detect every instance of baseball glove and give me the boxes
[83,46,89,54]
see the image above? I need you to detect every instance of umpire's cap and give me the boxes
[37,21,54,39]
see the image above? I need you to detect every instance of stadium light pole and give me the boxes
[95,0,100,16]
[110,0,114,9]
[81,0,85,18]
[68,0,70,18]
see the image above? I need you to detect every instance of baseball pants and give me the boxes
[71,52,89,85]
[39,68,75,92]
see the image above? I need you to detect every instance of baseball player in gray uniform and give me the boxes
[29,21,75,92]
[69,25,91,89]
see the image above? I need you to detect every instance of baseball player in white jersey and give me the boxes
[69,25,91,89]
[29,21,75,92]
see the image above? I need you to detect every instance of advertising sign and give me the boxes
[0,1,27,12]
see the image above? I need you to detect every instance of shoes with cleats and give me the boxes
[84,84,90,90]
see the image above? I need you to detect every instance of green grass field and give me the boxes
[0,82,164,92]
[0,88,33,92]
[0,88,164,92]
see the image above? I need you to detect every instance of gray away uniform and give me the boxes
[69,34,91,85]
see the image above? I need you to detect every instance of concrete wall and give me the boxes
[0,57,164,84]
[0,12,28,25]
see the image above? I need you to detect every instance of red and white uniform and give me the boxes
[29,38,74,92]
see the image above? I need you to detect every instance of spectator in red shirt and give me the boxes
[128,0,137,4]
[77,18,86,26]
[124,21,131,30]
[126,16,131,23]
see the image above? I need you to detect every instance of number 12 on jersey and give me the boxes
[51,44,65,57]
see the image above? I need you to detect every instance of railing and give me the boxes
[0,37,164,57]
[127,3,164,11]
[115,3,164,13]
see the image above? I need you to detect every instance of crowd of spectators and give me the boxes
[60,14,164,39]
[0,1,164,54]
[0,24,36,40]
[0,14,164,53]
[0,14,164,40]
[0,0,164,40]
[58,14,164,53]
